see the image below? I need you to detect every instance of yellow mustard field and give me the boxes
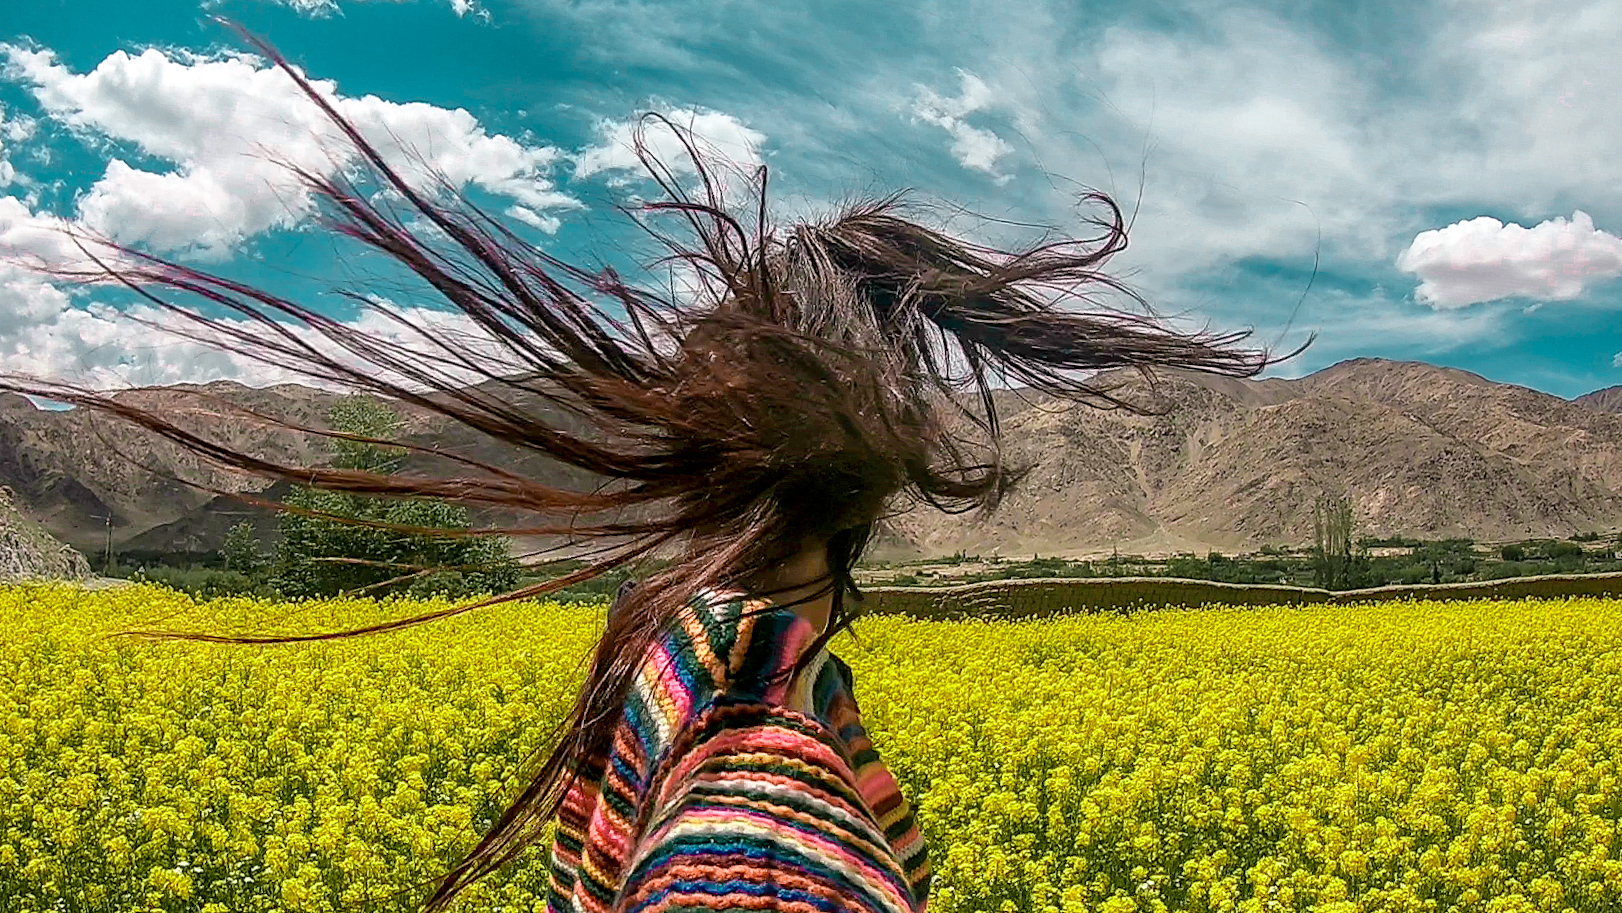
[2,584,1620,913]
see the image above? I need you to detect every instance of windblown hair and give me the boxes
[0,30,1310,912]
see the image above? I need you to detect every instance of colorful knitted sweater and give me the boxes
[545,588,931,913]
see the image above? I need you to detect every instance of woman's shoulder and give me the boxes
[659,587,825,706]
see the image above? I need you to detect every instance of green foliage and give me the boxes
[272,491,520,599]
[271,398,522,600]
[325,397,409,473]
[220,520,267,574]
[1480,560,1539,581]
[1359,534,1423,548]
[128,566,278,599]
[517,557,672,603]
[1311,493,1372,590]
[1537,539,1585,560]
[859,531,1622,592]
[1164,551,1293,585]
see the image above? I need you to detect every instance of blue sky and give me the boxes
[1,0,1620,399]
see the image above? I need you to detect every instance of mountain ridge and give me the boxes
[5,357,1622,562]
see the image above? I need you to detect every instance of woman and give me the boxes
[1,32,1308,913]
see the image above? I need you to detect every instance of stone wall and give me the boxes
[857,572,1622,621]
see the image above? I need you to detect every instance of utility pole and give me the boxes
[89,514,113,576]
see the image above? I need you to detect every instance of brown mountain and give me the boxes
[1574,384,1622,414]
[0,380,603,560]
[888,358,1622,560]
[5,357,1622,562]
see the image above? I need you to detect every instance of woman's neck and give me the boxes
[740,537,833,636]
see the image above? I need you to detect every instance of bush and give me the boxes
[1480,561,1536,581]
[1537,540,1585,561]
[1500,544,1525,562]
[130,566,276,599]
[1396,565,1433,585]
[1165,555,1210,580]
[1360,534,1422,548]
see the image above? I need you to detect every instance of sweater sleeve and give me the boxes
[613,696,916,913]
[611,606,917,913]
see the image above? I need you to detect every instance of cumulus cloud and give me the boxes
[0,45,576,259]
[1395,210,1622,309]
[504,205,561,233]
[0,103,32,187]
[922,0,1622,322]
[0,195,128,274]
[4,184,562,390]
[574,107,766,180]
[0,44,573,390]
[912,70,1013,180]
[0,257,542,392]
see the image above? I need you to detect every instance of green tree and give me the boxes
[1311,493,1370,590]
[220,520,267,574]
[272,398,522,599]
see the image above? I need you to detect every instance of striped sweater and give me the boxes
[545,587,931,913]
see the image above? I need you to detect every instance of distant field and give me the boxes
[2,584,1620,913]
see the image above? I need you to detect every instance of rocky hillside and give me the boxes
[879,358,1622,560]
[6,358,1622,562]
[0,485,91,582]
[1574,384,1622,414]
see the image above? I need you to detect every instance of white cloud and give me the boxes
[267,0,340,14]
[0,195,127,274]
[1394,210,1622,309]
[504,205,561,233]
[1612,351,1622,368]
[1,107,36,144]
[256,0,484,18]
[1443,0,1621,201]
[0,103,30,187]
[930,0,1622,331]
[912,70,1013,180]
[0,258,540,392]
[574,107,766,179]
[1017,8,1379,287]
[0,141,541,392]
[0,45,576,259]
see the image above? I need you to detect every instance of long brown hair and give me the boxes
[0,29,1311,911]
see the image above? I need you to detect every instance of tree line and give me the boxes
[110,424,1622,600]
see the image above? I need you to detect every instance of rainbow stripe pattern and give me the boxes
[546,588,931,913]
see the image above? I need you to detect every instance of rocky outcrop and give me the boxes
[0,485,92,582]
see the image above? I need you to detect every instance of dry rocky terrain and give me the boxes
[5,358,1622,564]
